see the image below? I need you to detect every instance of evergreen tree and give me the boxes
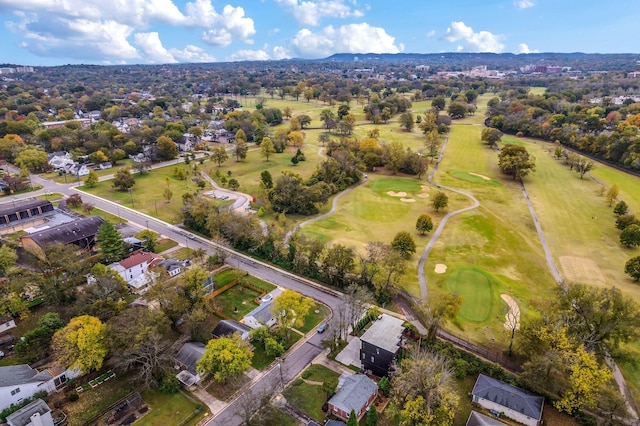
[366,407,379,426]
[347,409,358,426]
[98,221,125,263]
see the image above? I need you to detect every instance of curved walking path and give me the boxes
[417,132,480,302]
[283,171,367,246]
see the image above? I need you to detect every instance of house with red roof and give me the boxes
[108,251,162,294]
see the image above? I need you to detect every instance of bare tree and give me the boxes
[113,332,171,386]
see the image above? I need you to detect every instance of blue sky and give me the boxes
[0,0,638,66]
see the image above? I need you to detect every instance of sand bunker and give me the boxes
[417,193,430,198]
[400,198,416,203]
[420,185,430,191]
[469,172,491,180]
[434,264,447,274]
[387,191,407,197]
[501,294,520,331]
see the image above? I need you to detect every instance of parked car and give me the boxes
[260,294,273,303]
[185,233,195,239]
[0,350,4,358]
[317,322,328,333]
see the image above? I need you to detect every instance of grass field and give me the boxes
[283,364,339,422]
[136,388,207,426]
[214,284,260,320]
[445,267,494,322]
[79,163,211,223]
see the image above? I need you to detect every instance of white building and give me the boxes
[108,251,162,294]
[6,398,54,426]
[0,365,79,411]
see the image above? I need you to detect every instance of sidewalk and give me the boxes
[311,348,355,377]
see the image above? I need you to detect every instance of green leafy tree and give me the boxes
[98,221,125,263]
[260,170,273,189]
[431,96,446,111]
[163,187,173,202]
[112,167,135,191]
[378,376,391,397]
[431,191,449,212]
[0,244,17,276]
[481,127,503,148]
[498,144,536,180]
[135,229,159,252]
[234,140,248,161]
[416,214,434,235]
[228,178,240,191]
[347,410,358,426]
[616,214,639,231]
[621,224,640,248]
[366,405,379,426]
[15,312,64,364]
[157,135,178,160]
[211,146,228,166]
[613,201,629,216]
[84,170,99,188]
[15,147,48,171]
[625,256,640,281]
[447,102,467,119]
[260,137,276,161]
[391,231,417,259]
[52,315,108,373]
[399,112,414,131]
[197,335,253,383]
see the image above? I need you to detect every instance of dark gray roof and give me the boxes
[0,365,53,388]
[360,314,405,353]
[212,320,251,339]
[22,216,104,247]
[6,398,51,426]
[328,374,378,416]
[174,342,206,375]
[465,411,507,426]
[246,301,274,323]
[158,259,182,272]
[472,374,544,421]
[326,420,347,426]
[0,199,52,218]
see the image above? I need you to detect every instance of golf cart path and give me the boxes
[417,132,480,302]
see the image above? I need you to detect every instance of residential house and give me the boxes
[212,320,251,341]
[157,258,183,277]
[68,164,90,177]
[0,365,79,411]
[98,162,112,170]
[6,398,54,426]
[20,216,104,259]
[465,411,506,426]
[471,374,544,426]
[123,237,144,253]
[243,301,277,329]
[174,342,206,386]
[0,316,16,333]
[359,314,405,377]
[109,251,162,294]
[327,374,378,421]
[47,152,74,171]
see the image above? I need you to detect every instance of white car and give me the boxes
[0,350,4,358]
[260,294,273,303]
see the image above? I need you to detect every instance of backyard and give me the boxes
[283,364,339,422]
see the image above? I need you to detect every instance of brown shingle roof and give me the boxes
[119,251,161,269]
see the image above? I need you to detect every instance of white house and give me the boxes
[108,251,162,294]
[243,289,283,329]
[157,259,183,277]
[471,374,544,426]
[68,164,90,177]
[0,365,80,411]
[6,398,54,426]
[47,152,74,171]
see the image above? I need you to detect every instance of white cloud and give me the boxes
[271,45,290,60]
[426,29,436,38]
[441,21,504,53]
[134,32,177,63]
[274,0,364,26]
[191,3,255,46]
[515,0,535,9]
[516,43,538,54]
[226,49,271,61]
[290,23,401,58]
[170,45,216,62]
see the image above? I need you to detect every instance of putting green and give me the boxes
[445,267,494,322]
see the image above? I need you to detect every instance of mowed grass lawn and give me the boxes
[283,364,339,422]
[78,163,211,223]
[425,119,557,347]
[136,388,207,426]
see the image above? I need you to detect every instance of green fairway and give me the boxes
[445,267,494,322]
[450,171,500,186]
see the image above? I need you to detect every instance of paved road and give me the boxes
[417,132,480,302]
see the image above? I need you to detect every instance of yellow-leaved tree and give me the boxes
[52,315,108,374]
[271,289,315,331]
[197,334,252,383]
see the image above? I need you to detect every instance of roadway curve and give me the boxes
[417,132,480,302]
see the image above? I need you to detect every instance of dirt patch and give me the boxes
[387,191,407,197]
[469,172,491,180]
[400,198,416,203]
[417,193,430,198]
[434,264,447,274]
[559,256,606,284]
[501,294,520,331]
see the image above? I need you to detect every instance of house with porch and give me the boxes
[471,374,544,426]
[0,365,79,411]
